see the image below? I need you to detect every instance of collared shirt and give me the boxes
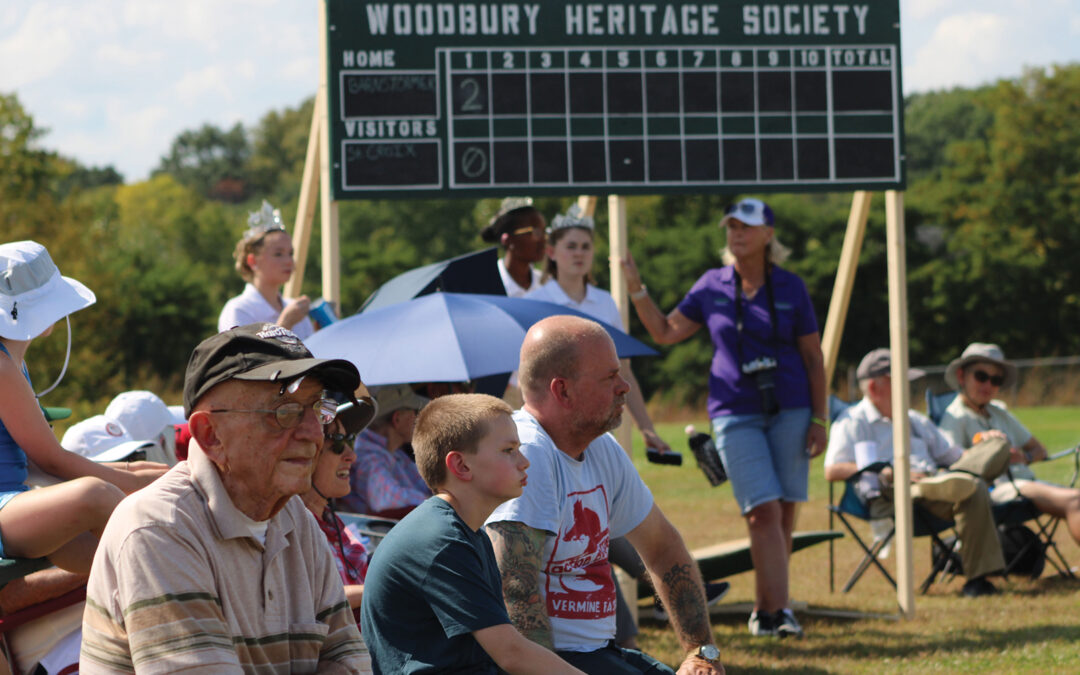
[524,280,623,329]
[339,428,430,515]
[81,445,369,674]
[317,508,369,586]
[675,265,818,418]
[497,258,542,298]
[824,397,963,475]
[218,282,315,339]
[939,396,1036,482]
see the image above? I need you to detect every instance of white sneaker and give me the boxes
[748,610,778,636]
[775,608,804,639]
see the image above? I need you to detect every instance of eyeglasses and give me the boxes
[210,397,337,429]
[971,370,1005,387]
[324,431,357,455]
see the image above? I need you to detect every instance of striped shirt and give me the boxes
[81,445,370,674]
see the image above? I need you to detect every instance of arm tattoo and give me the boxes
[658,562,712,647]
[486,521,554,650]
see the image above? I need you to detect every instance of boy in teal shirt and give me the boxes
[361,394,585,674]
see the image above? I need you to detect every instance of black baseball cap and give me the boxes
[183,323,362,417]
[330,391,378,435]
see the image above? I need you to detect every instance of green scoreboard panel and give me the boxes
[326,1,903,198]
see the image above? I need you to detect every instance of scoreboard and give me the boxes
[326,1,904,198]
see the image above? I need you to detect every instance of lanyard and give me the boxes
[732,267,780,367]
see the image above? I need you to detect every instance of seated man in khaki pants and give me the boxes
[824,348,1009,597]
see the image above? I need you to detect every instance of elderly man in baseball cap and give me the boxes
[81,323,372,673]
[824,348,1009,598]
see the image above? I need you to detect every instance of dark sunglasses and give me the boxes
[324,432,357,455]
[971,370,1005,387]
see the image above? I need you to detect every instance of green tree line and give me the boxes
[2,63,1078,413]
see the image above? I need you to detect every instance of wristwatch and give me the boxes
[692,644,721,663]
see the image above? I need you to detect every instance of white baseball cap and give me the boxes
[62,415,156,463]
[105,391,176,443]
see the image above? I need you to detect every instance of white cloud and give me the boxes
[0,4,77,89]
[906,12,1012,90]
[904,0,956,20]
[174,64,233,104]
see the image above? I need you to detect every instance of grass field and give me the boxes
[630,407,1080,674]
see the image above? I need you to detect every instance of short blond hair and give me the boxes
[413,394,513,489]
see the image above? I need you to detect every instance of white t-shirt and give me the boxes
[497,258,542,298]
[486,410,653,652]
[525,280,623,329]
[218,283,314,339]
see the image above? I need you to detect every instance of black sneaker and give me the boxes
[962,576,999,598]
[652,581,730,622]
[775,608,804,639]
[748,609,778,636]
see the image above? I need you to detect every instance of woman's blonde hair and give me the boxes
[720,232,791,267]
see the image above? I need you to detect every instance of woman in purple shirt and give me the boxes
[620,198,827,639]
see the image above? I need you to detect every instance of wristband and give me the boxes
[630,285,649,301]
[810,416,828,429]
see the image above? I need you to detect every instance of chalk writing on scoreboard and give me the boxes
[326,2,904,198]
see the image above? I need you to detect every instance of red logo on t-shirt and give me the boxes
[545,486,616,620]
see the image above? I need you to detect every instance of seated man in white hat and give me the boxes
[939,342,1080,547]
[339,383,432,518]
[825,348,1010,597]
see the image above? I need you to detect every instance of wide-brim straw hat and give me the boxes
[0,241,95,341]
[945,342,1018,390]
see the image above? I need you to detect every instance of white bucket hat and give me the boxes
[945,342,1018,390]
[0,241,96,340]
[62,415,156,463]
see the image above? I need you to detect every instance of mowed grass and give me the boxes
[629,407,1080,674]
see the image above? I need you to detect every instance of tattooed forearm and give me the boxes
[657,562,712,648]
[486,521,555,650]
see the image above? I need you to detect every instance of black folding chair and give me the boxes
[828,463,962,594]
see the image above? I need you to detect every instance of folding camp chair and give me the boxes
[924,389,1078,578]
[827,463,963,594]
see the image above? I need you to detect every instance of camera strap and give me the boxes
[732,266,780,368]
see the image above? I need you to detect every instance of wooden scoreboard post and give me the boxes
[302,0,915,615]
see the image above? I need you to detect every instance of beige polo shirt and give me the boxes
[81,445,369,674]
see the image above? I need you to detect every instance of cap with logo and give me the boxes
[183,323,363,418]
[105,391,176,444]
[720,198,775,228]
[62,415,156,463]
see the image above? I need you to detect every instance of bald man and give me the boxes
[485,316,723,675]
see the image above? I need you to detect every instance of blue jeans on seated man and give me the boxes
[557,641,676,675]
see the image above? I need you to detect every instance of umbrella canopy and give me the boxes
[305,293,657,386]
[360,247,505,313]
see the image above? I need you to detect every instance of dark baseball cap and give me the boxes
[183,323,361,417]
[856,348,926,381]
[330,391,378,435]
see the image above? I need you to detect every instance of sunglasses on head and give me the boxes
[324,431,357,455]
[971,370,1005,387]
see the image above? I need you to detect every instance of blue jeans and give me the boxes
[711,407,811,514]
[557,642,675,674]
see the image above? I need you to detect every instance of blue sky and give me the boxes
[3,0,1077,182]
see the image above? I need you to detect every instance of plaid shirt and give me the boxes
[317,508,368,586]
[340,429,429,515]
